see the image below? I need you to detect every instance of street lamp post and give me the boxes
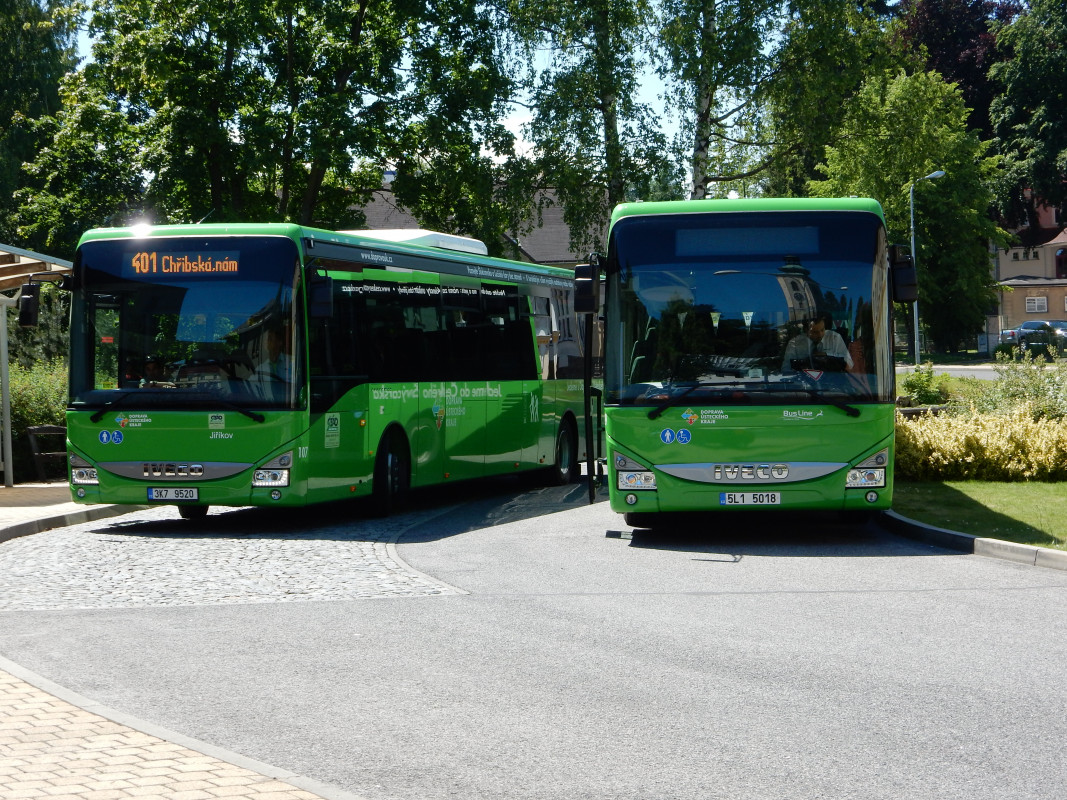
[909,169,946,366]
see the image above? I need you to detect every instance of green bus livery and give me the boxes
[574,197,917,526]
[34,224,595,518]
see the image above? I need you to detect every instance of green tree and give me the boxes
[762,0,900,197]
[510,0,669,254]
[811,69,1007,353]
[16,0,527,250]
[15,71,144,256]
[654,0,781,199]
[0,0,79,243]
[990,0,1067,224]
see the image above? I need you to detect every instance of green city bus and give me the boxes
[30,224,594,518]
[574,197,917,527]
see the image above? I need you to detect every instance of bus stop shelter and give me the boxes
[0,244,73,487]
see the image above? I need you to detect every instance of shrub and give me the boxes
[896,404,1067,481]
[5,358,67,481]
[899,362,949,406]
[949,350,1067,420]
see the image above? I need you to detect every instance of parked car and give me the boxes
[999,320,1066,355]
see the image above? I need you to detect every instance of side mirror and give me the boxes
[17,283,40,327]
[888,244,917,303]
[574,253,602,314]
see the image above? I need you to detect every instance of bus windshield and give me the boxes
[605,210,893,407]
[69,236,303,412]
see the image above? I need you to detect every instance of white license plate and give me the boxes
[147,487,199,501]
[719,491,780,506]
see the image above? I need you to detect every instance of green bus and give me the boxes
[28,224,594,518]
[574,197,917,526]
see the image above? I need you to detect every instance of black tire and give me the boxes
[371,431,410,516]
[548,420,579,485]
[177,505,208,520]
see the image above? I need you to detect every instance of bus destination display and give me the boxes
[127,250,240,277]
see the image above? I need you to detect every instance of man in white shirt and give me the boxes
[782,313,853,372]
[253,326,293,387]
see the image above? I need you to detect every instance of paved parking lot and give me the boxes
[0,504,465,611]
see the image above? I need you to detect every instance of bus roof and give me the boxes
[75,222,573,280]
[610,197,886,226]
[336,228,489,255]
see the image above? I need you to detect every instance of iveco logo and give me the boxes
[142,463,205,478]
[712,464,789,481]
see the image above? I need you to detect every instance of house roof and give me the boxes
[0,244,72,292]
[1013,226,1065,249]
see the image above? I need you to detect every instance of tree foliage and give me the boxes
[508,0,672,254]
[990,0,1067,224]
[0,0,79,243]
[16,0,527,255]
[896,0,1021,139]
[811,69,1006,352]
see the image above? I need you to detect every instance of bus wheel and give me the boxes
[178,505,208,520]
[549,420,578,485]
[372,432,410,516]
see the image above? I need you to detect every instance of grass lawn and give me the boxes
[893,481,1067,551]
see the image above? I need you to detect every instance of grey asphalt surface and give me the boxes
[3,479,1067,800]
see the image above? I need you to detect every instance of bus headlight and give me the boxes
[846,468,885,488]
[618,471,657,490]
[253,469,290,487]
[847,448,888,488]
[71,467,99,485]
[253,451,292,488]
[69,454,98,485]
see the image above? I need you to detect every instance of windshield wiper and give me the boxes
[90,392,133,423]
[648,382,729,419]
[798,388,861,417]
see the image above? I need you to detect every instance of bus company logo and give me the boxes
[114,414,129,428]
[208,413,225,429]
[433,400,445,429]
[142,463,204,478]
[681,408,698,425]
[783,409,823,420]
[712,464,789,481]
[700,409,729,424]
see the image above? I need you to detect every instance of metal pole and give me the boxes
[910,181,919,366]
[0,297,14,487]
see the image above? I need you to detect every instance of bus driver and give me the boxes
[782,312,853,373]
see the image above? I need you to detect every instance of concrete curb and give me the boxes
[0,504,149,545]
[880,510,1067,571]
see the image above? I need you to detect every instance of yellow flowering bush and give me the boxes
[896,403,1067,481]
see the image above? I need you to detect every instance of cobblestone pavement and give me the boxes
[0,504,466,611]
[0,667,357,800]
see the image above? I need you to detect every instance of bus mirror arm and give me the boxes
[17,272,71,327]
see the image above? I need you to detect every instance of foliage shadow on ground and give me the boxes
[893,481,1061,549]
[89,473,606,542]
